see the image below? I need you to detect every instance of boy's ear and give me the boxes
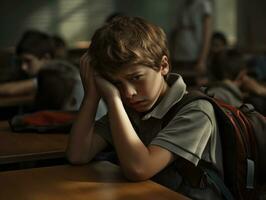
[160,55,170,75]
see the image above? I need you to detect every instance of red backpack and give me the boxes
[163,90,266,200]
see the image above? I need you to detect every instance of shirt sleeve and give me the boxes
[151,100,215,165]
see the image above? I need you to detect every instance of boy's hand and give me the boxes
[241,75,266,96]
[79,52,98,97]
[94,75,121,102]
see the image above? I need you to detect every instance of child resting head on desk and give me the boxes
[67,16,223,200]
[0,30,107,120]
[0,30,83,111]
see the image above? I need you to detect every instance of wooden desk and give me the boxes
[0,161,190,200]
[0,121,68,164]
[0,94,34,107]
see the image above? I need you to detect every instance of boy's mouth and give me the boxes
[129,100,145,106]
[128,100,147,110]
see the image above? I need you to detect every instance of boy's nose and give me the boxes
[123,84,137,99]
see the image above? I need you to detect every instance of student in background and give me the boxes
[207,50,266,110]
[170,0,212,86]
[0,30,82,111]
[67,16,223,199]
[0,30,104,116]
[207,31,228,81]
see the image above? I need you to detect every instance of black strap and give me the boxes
[162,90,209,128]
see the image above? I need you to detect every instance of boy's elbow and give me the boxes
[67,155,84,165]
[66,151,90,165]
[123,166,151,181]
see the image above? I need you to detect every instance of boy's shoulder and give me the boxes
[163,91,217,125]
[177,97,215,118]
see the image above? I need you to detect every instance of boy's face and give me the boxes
[19,53,48,76]
[107,59,169,113]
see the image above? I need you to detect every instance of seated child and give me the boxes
[0,30,106,117]
[67,16,223,199]
[207,50,266,109]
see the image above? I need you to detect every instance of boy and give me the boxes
[0,30,84,111]
[67,16,222,199]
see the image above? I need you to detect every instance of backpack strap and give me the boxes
[162,90,207,128]
[162,90,235,200]
[203,166,235,200]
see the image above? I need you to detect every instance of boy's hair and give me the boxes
[51,35,66,49]
[89,16,170,76]
[212,31,228,46]
[16,30,55,59]
[215,50,246,80]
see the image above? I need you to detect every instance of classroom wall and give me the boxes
[237,0,266,52]
[0,0,236,50]
[0,0,115,49]
[0,0,264,52]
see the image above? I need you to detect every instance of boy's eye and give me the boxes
[130,75,142,81]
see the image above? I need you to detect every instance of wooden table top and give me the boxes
[0,121,68,164]
[0,161,190,200]
[0,94,34,107]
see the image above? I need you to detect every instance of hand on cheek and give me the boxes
[94,75,121,101]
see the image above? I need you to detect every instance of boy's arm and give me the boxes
[108,98,174,181]
[0,78,37,96]
[66,53,108,164]
[241,75,266,96]
[95,77,175,181]
[67,95,108,164]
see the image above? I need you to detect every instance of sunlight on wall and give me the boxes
[0,0,239,50]
[23,0,114,48]
[26,3,53,31]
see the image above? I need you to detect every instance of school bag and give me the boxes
[162,90,266,200]
[9,110,77,133]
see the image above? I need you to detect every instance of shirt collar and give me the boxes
[142,73,187,120]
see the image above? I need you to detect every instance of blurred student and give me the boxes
[207,31,228,81]
[207,50,266,109]
[0,30,82,111]
[67,16,223,199]
[170,0,212,85]
[0,30,84,111]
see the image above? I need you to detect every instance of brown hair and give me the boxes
[16,30,55,59]
[89,16,170,76]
